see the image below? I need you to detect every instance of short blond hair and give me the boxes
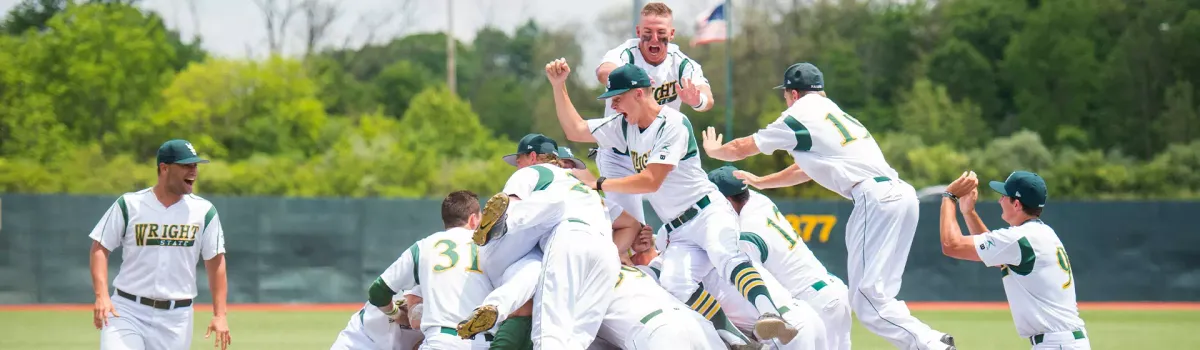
[535,153,559,164]
[641,2,672,18]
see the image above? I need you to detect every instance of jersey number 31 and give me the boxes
[433,240,483,274]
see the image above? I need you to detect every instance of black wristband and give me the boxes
[596,176,607,191]
[942,191,959,203]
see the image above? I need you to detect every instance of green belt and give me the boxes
[440,326,495,341]
[1030,329,1085,345]
[873,176,890,183]
[811,280,828,291]
[664,196,712,233]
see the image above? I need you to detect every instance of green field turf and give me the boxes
[0,309,1195,349]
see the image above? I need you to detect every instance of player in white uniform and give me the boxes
[708,165,853,350]
[701,62,954,350]
[366,190,495,350]
[468,133,621,349]
[546,59,808,345]
[331,291,424,350]
[592,2,715,225]
[88,139,231,350]
[939,171,1089,349]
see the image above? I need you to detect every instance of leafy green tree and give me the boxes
[374,60,437,118]
[897,78,988,148]
[130,57,328,160]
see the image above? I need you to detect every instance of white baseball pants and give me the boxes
[532,223,620,350]
[1030,328,1091,350]
[476,195,564,283]
[100,293,193,350]
[846,178,946,350]
[793,276,853,350]
[483,250,543,324]
[417,329,490,350]
[626,307,726,349]
[594,147,646,223]
[698,262,828,350]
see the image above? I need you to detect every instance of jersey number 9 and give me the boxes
[1055,246,1073,289]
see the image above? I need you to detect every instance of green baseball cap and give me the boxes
[556,146,587,169]
[598,64,653,99]
[156,139,209,165]
[707,165,748,197]
[989,171,1048,208]
[774,63,824,91]
[503,133,559,166]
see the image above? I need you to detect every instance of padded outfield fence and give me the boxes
[1,194,1197,304]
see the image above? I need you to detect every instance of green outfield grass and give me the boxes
[0,309,1195,349]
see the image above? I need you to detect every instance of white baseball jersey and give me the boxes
[752,94,900,200]
[588,107,718,220]
[599,39,709,119]
[88,188,226,300]
[973,220,1086,338]
[503,163,612,233]
[736,191,832,294]
[379,228,493,333]
[596,265,687,346]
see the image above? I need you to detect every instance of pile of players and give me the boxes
[332,3,960,349]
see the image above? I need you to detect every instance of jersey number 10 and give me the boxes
[825,113,871,146]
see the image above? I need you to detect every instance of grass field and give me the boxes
[1,306,1197,349]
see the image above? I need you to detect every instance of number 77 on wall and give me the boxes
[784,214,838,243]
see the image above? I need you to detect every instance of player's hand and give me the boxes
[946,170,978,197]
[205,315,232,350]
[959,187,979,213]
[93,295,118,329]
[732,170,764,189]
[679,78,702,108]
[701,126,724,156]
[545,58,571,86]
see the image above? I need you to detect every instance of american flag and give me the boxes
[691,3,728,46]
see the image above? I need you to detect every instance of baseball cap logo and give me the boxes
[185,142,197,156]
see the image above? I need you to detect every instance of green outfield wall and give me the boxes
[1,194,1195,304]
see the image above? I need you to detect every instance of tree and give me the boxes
[373,60,437,118]
[0,2,177,156]
[897,78,988,148]
[924,38,1002,126]
[129,57,328,160]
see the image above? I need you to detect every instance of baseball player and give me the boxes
[330,290,424,350]
[88,139,231,350]
[700,62,954,350]
[546,59,807,345]
[708,165,853,350]
[469,133,621,349]
[592,1,715,225]
[553,146,644,265]
[366,190,495,349]
[939,171,1089,349]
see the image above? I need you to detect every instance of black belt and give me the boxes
[117,289,192,310]
[664,196,712,233]
[1030,329,1085,345]
[440,326,495,341]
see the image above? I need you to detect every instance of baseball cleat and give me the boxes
[457,305,498,339]
[941,333,956,346]
[753,313,798,345]
[473,193,510,246]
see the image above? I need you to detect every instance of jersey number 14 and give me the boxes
[825,113,871,146]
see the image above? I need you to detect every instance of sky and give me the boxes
[0,0,718,80]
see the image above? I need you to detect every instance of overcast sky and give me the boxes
[0,0,719,78]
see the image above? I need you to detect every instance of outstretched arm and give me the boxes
[702,126,761,162]
[735,164,811,190]
[546,59,596,143]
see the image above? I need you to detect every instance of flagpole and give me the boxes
[723,0,734,164]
